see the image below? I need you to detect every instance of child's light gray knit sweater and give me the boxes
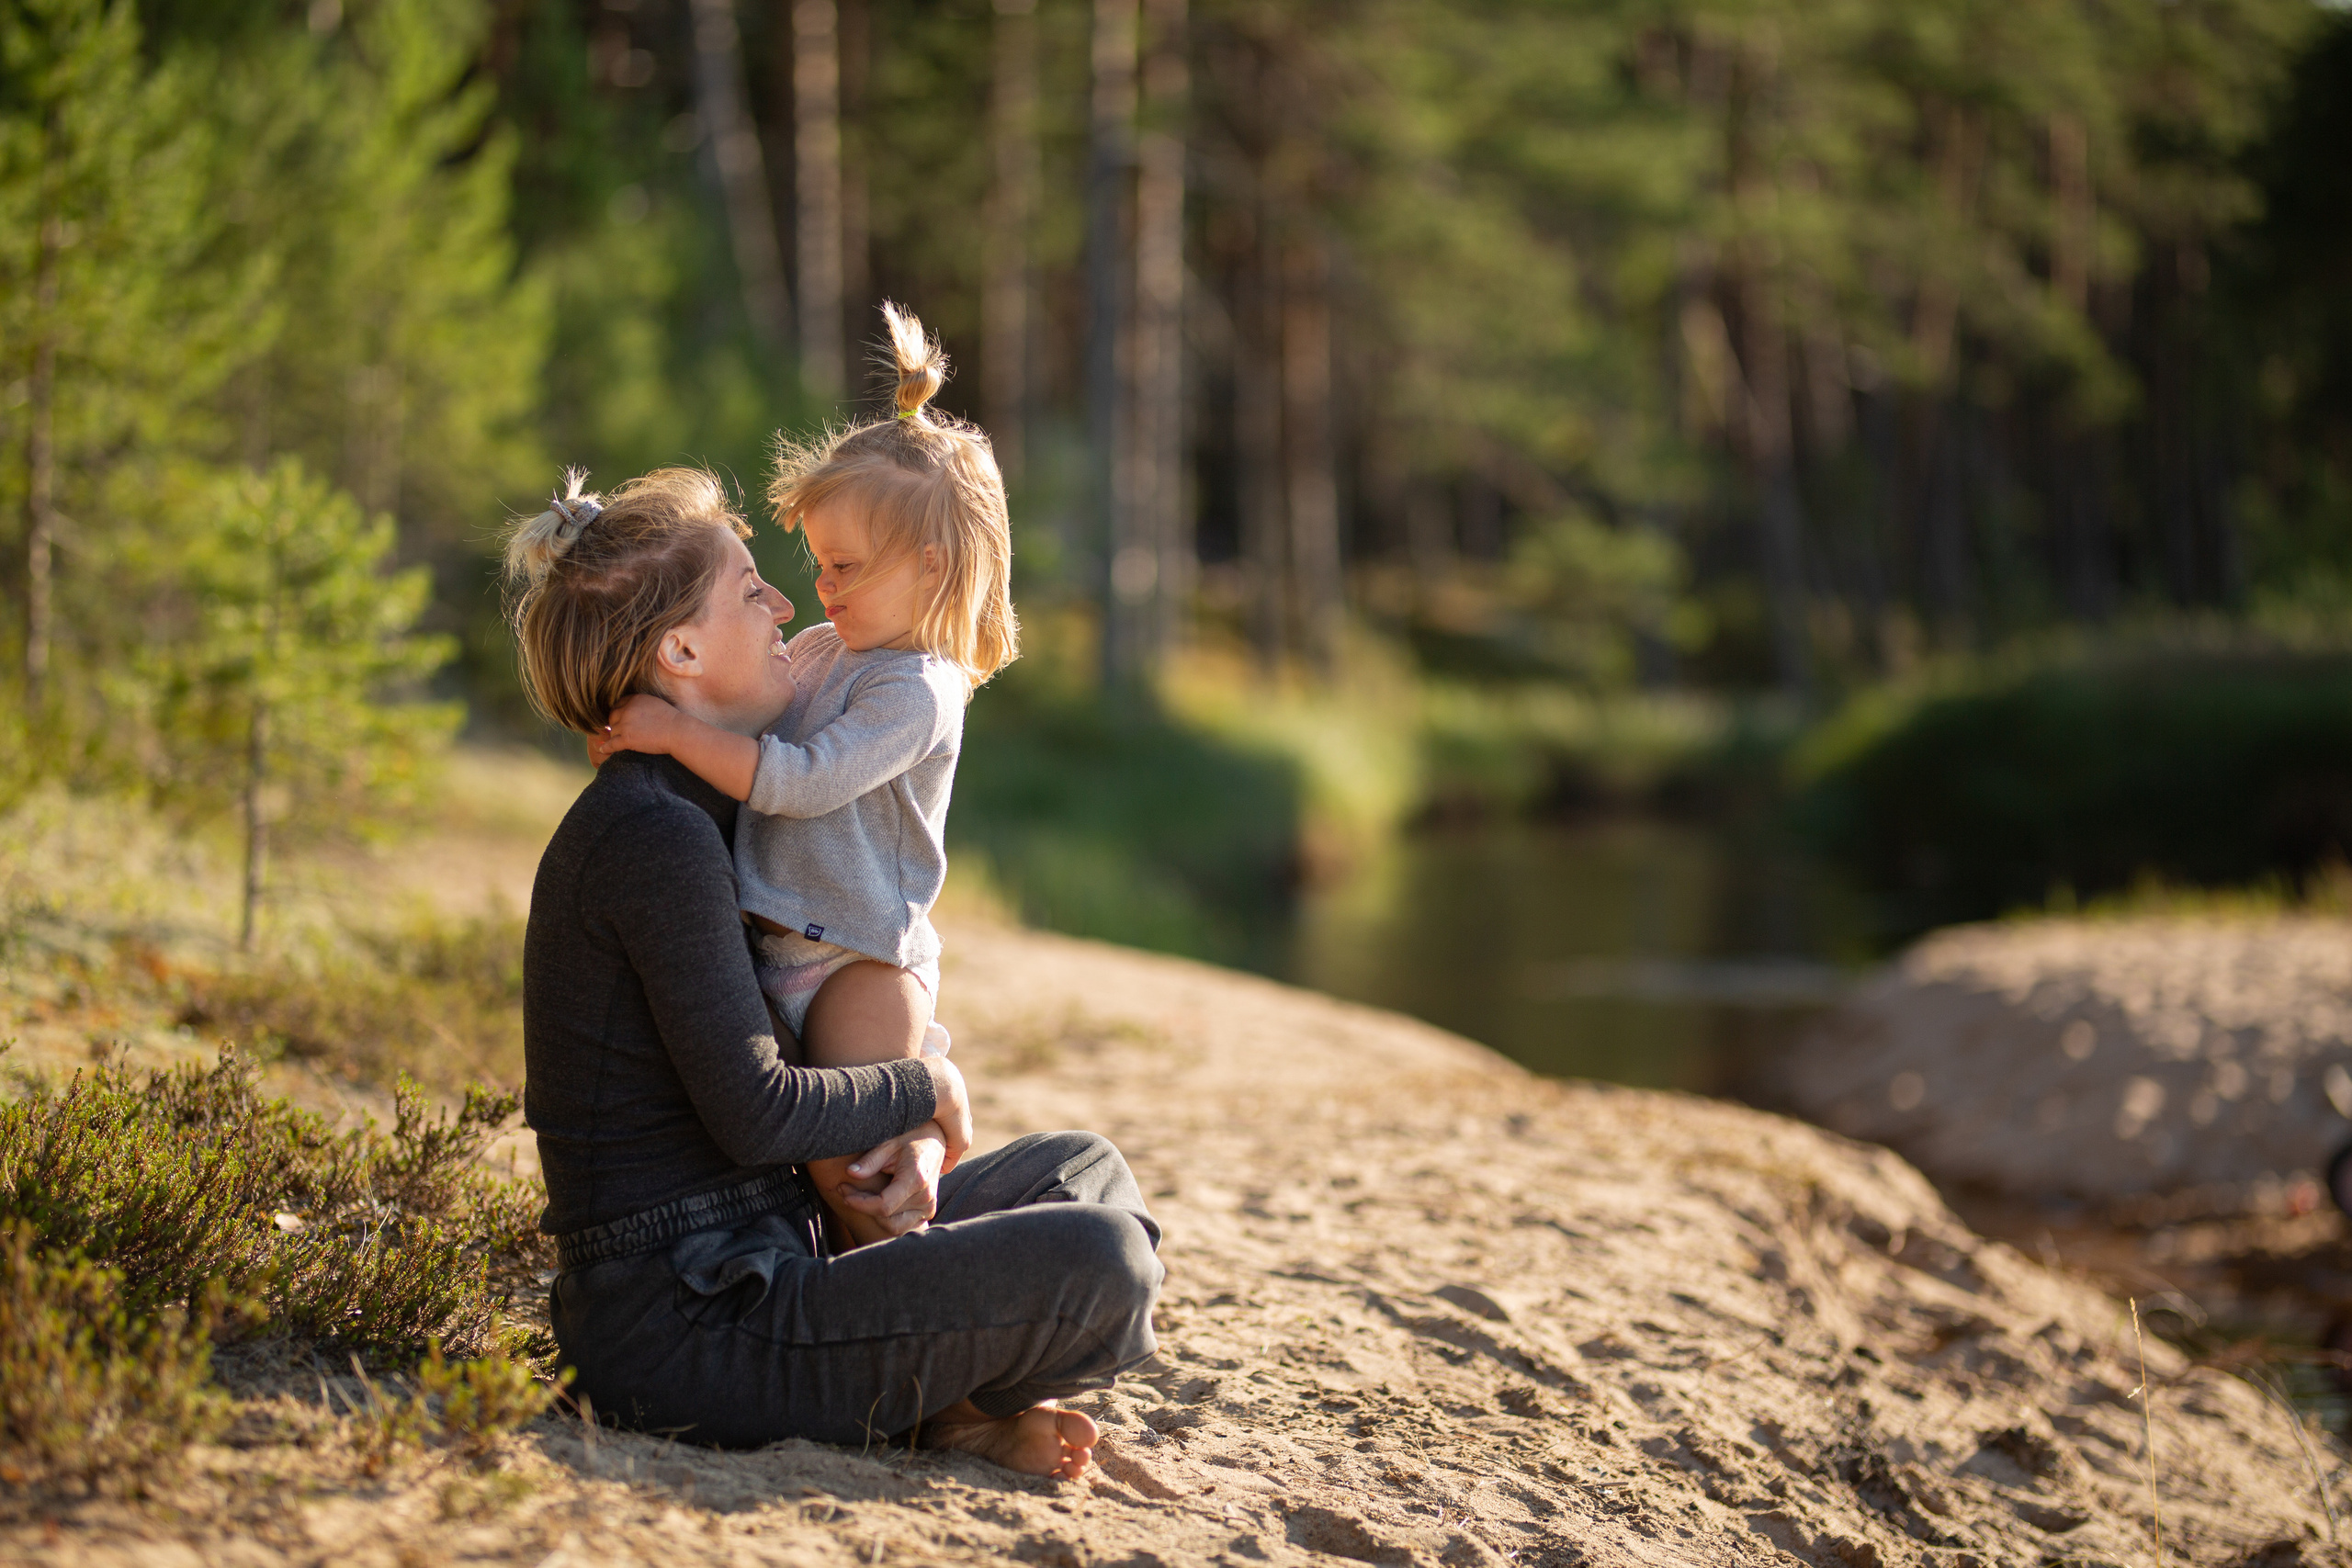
[736,623,967,969]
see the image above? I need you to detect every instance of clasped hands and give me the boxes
[833,1052,974,1240]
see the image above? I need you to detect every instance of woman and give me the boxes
[504,468,1161,1477]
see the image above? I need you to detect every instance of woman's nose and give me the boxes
[765,587,794,623]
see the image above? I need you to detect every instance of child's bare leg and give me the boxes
[802,960,932,1248]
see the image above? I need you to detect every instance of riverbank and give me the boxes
[14,913,2343,1566]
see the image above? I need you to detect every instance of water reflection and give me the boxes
[1281,818,1870,1094]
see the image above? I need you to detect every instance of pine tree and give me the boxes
[140,459,456,949]
[0,0,254,714]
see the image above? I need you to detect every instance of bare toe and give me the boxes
[924,1402,1098,1478]
[1052,1408,1099,1477]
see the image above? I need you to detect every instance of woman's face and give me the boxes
[656,527,796,734]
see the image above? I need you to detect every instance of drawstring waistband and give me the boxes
[550,1167,820,1271]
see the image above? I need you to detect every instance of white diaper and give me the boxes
[753,930,948,1056]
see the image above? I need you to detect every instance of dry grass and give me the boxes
[0,766,571,1505]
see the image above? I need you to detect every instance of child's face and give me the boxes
[801,502,933,653]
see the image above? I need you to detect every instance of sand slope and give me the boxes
[16,921,2346,1567]
[1785,916,2352,1217]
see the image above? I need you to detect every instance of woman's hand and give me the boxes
[914,1054,971,1168]
[839,1123,948,1236]
[589,693,684,766]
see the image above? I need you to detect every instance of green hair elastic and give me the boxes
[897,407,919,419]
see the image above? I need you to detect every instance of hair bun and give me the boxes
[503,467,604,586]
[878,300,948,420]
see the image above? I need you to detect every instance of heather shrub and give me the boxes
[0,1051,545,1359]
[0,1224,227,1493]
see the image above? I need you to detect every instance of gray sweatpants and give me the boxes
[550,1131,1163,1449]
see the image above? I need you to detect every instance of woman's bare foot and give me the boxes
[921,1398,1098,1479]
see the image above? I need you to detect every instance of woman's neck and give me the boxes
[658,682,774,739]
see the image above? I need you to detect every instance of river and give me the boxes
[1277,817,1871,1098]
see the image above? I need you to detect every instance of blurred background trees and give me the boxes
[5,0,2351,963]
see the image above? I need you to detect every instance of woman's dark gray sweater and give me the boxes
[523,750,939,1238]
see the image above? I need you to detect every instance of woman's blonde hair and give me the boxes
[502,467,751,735]
[768,302,1018,687]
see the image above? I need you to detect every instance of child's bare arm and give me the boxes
[593,694,761,801]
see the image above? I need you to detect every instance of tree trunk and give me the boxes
[1134,0,1189,666]
[793,0,846,399]
[1086,0,1141,688]
[241,702,268,953]
[1234,190,1285,676]
[23,212,59,703]
[346,362,403,517]
[2049,112,2092,316]
[1912,389,1973,635]
[984,0,1040,487]
[1282,234,1340,680]
[838,0,871,355]
[1402,481,1453,586]
[1733,273,1814,696]
[689,0,791,351]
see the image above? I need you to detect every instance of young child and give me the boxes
[595,303,1017,1248]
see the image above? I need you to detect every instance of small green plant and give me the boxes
[343,1343,560,1475]
[415,1340,561,1460]
[0,1224,228,1492]
[345,1358,436,1478]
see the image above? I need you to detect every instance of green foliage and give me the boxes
[0,1222,227,1493]
[0,0,260,483]
[1503,513,1707,689]
[140,459,457,819]
[1793,647,2352,937]
[208,0,548,547]
[953,671,1303,965]
[1415,682,1736,818]
[0,1051,541,1359]
[0,0,540,762]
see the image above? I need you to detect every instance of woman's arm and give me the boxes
[592,801,944,1166]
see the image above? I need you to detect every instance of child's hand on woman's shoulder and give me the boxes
[590,693,686,767]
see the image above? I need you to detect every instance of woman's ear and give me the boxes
[921,544,942,578]
[654,623,702,682]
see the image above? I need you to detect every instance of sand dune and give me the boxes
[19,919,2345,1566]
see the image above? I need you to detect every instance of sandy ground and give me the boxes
[11,918,2350,1567]
[1785,917,2352,1219]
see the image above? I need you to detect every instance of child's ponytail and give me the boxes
[770,303,1020,689]
[882,300,948,423]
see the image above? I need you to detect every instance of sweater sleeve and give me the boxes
[586,802,937,1165]
[746,664,950,819]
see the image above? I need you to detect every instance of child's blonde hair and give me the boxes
[502,467,752,734]
[768,302,1018,687]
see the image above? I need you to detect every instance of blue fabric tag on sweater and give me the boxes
[804,923,824,941]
